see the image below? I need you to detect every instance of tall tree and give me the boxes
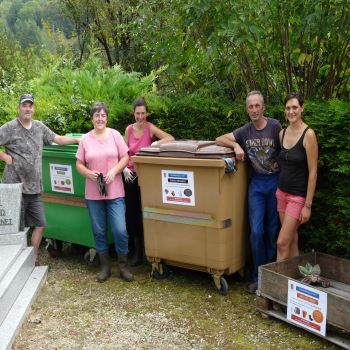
[62,0,140,67]
[61,0,350,100]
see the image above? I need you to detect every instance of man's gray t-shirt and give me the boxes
[0,119,56,194]
[233,117,281,176]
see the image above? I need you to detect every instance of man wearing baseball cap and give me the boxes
[0,93,80,264]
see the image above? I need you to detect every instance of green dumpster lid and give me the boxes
[43,133,84,153]
[64,133,84,138]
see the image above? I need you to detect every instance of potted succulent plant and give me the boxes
[298,263,330,288]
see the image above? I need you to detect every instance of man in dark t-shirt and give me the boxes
[0,94,80,264]
[216,91,281,294]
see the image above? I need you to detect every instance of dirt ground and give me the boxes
[13,244,342,350]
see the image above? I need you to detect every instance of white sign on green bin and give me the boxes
[161,170,195,206]
[49,163,74,194]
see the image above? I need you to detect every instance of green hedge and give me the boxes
[300,100,350,257]
[265,100,350,258]
[152,95,350,258]
[0,60,349,258]
[0,57,168,135]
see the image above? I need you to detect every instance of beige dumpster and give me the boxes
[133,141,248,294]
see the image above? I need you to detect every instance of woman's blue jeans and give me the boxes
[86,197,129,255]
[248,173,280,282]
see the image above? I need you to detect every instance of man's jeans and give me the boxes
[86,197,129,255]
[248,173,280,282]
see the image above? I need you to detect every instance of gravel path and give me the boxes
[13,245,340,350]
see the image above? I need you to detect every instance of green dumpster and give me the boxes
[42,134,113,252]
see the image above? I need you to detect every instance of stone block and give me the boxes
[0,266,48,350]
[0,183,22,235]
[0,245,23,280]
[0,228,29,248]
[0,247,35,326]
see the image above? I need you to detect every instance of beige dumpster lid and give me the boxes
[136,140,235,159]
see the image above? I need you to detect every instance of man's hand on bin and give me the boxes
[234,144,245,161]
[123,167,137,183]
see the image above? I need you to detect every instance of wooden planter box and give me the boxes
[257,252,350,349]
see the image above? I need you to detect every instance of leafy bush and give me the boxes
[151,93,248,140]
[0,56,168,134]
[0,32,43,123]
[249,99,350,258]
[0,54,349,258]
[267,101,350,258]
[299,100,350,258]
[155,97,350,258]
[34,57,168,134]
[152,94,286,141]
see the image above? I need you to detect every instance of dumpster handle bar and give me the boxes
[42,193,86,207]
[143,207,232,229]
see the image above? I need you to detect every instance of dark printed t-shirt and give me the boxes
[0,119,56,194]
[233,118,282,176]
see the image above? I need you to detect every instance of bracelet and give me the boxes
[304,203,312,209]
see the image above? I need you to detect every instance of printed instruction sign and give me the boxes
[287,279,327,336]
[162,170,195,206]
[49,163,74,194]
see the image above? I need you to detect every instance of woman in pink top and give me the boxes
[76,102,133,282]
[124,97,174,266]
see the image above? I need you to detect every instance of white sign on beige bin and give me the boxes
[162,170,195,206]
[0,183,22,234]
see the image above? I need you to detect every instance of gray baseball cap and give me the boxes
[19,94,34,104]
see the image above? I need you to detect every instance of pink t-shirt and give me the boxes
[126,122,153,172]
[76,128,128,200]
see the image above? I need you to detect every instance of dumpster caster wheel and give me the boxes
[151,262,170,280]
[84,249,99,267]
[218,277,229,295]
[46,239,63,258]
[213,274,229,295]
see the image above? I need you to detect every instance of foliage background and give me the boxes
[0,0,349,257]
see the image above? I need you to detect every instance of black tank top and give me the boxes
[278,127,309,197]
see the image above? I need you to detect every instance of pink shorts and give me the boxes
[276,188,306,221]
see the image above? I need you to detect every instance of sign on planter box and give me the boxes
[287,279,327,336]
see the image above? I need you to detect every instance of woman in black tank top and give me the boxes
[276,93,318,262]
